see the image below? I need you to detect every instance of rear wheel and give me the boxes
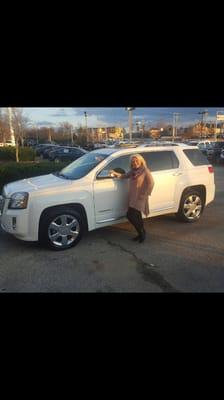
[39,207,83,250]
[176,190,204,223]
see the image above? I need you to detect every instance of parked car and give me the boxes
[35,144,55,156]
[5,140,16,147]
[0,144,215,251]
[197,142,214,159]
[219,148,224,164]
[48,147,87,162]
[207,141,224,164]
[41,145,61,159]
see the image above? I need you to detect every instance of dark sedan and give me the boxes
[48,147,87,162]
[207,141,224,163]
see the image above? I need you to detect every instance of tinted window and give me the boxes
[141,151,179,171]
[183,149,209,165]
[97,155,131,178]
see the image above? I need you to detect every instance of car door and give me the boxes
[93,155,131,224]
[141,150,181,213]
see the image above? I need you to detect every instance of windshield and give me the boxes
[59,152,109,180]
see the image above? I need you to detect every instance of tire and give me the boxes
[176,190,204,223]
[39,207,83,250]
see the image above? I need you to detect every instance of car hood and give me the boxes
[3,174,72,197]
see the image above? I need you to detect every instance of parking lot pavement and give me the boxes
[0,166,224,293]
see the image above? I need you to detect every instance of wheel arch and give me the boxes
[179,185,206,208]
[38,203,89,241]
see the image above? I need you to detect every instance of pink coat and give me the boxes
[126,168,155,216]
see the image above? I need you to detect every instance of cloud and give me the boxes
[36,120,54,126]
[50,108,68,117]
[24,107,221,129]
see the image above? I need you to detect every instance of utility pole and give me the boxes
[125,107,135,142]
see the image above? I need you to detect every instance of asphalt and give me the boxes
[0,166,223,292]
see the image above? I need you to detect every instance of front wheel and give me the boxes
[39,207,83,250]
[176,190,204,223]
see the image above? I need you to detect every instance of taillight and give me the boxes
[208,166,214,173]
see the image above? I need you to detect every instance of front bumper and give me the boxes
[0,196,37,241]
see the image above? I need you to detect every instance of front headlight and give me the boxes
[8,192,29,209]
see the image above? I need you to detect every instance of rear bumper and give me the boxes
[206,183,215,205]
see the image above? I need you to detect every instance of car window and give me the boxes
[97,155,131,178]
[183,149,209,165]
[140,151,179,171]
[60,152,109,180]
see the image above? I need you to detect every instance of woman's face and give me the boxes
[131,157,141,169]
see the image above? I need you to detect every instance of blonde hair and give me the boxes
[130,154,147,168]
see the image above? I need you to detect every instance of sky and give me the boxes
[22,107,224,129]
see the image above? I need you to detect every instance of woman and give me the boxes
[110,154,155,243]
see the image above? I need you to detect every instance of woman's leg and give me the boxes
[127,207,145,241]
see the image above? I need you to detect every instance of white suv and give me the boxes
[0,144,215,251]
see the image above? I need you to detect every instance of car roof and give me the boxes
[91,143,195,157]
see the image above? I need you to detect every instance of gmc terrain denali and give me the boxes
[0,144,215,250]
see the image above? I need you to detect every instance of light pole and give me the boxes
[71,126,74,146]
[198,110,208,139]
[172,113,181,142]
[136,121,141,138]
[125,107,135,142]
[84,111,88,143]
[36,126,39,144]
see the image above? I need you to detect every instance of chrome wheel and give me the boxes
[183,194,202,220]
[48,214,80,248]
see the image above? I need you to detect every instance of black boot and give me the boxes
[139,229,146,243]
[132,234,140,241]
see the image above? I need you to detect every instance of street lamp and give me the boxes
[172,112,181,142]
[136,120,141,138]
[125,107,135,142]
[84,111,88,142]
[36,126,39,144]
[71,126,74,146]
[198,110,208,139]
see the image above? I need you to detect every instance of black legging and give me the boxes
[127,207,144,235]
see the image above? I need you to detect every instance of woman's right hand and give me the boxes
[109,170,117,177]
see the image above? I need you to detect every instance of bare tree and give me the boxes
[0,109,10,143]
[11,108,29,147]
[59,122,74,145]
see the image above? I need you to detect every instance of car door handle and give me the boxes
[172,172,183,176]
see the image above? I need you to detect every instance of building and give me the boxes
[87,126,124,142]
